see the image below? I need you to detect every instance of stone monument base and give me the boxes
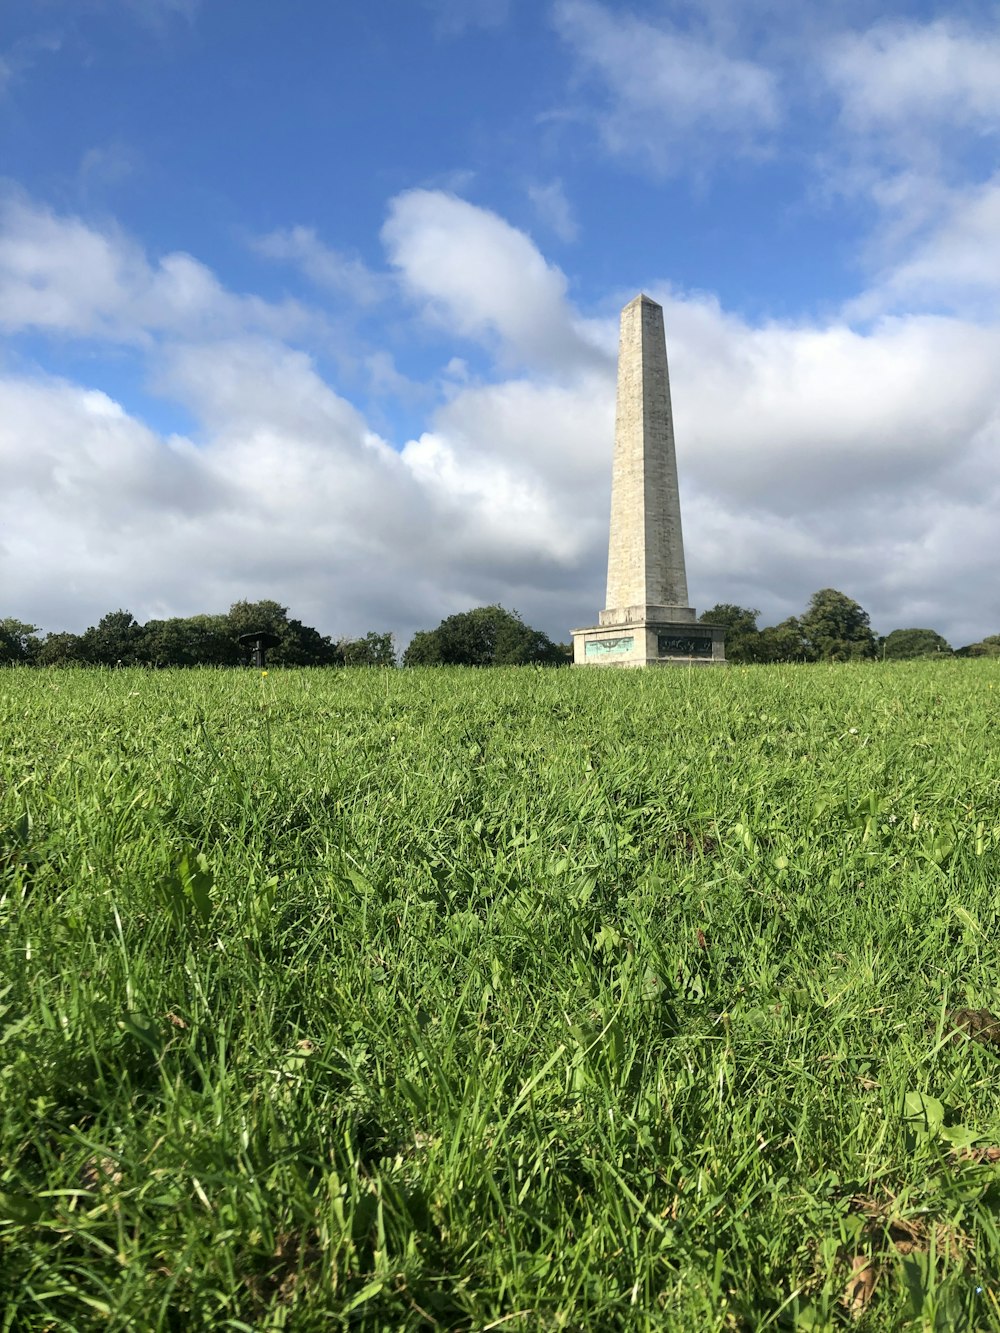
[572,606,726,667]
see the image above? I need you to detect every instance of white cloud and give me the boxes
[850,176,1000,318]
[820,18,1000,322]
[402,369,616,576]
[0,376,225,525]
[251,226,387,307]
[0,191,316,343]
[0,360,411,637]
[658,293,1000,509]
[0,184,616,637]
[552,0,780,172]
[382,189,603,371]
[827,20,1000,138]
[0,345,603,643]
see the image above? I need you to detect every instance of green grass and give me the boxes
[2,661,1000,1330]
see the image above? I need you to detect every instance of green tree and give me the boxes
[36,632,87,665]
[756,617,812,663]
[80,610,146,665]
[402,630,440,666]
[340,632,396,667]
[403,606,566,667]
[225,600,340,666]
[0,618,42,664]
[882,628,952,660]
[142,615,239,667]
[699,604,760,664]
[800,589,877,662]
[226,599,291,641]
[957,635,1000,658]
[274,619,341,667]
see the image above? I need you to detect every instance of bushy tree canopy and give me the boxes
[80,610,145,666]
[225,600,341,666]
[699,605,760,663]
[757,617,811,663]
[143,614,236,667]
[339,632,396,667]
[800,589,877,661]
[698,597,873,663]
[35,632,86,666]
[957,635,1000,658]
[883,628,952,660]
[0,618,42,665]
[403,606,566,667]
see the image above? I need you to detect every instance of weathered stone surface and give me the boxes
[572,293,726,668]
[604,294,689,620]
[598,604,696,627]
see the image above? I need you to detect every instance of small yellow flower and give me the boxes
[261,670,268,678]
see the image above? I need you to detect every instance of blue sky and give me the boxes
[2,0,999,647]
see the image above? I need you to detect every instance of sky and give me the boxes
[2,0,999,649]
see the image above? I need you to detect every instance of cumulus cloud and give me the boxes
[827,20,1000,139]
[659,294,1000,508]
[0,354,604,643]
[0,191,316,343]
[1,376,225,526]
[850,176,1000,318]
[0,359,415,638]
[382,189,603,371]
[821,16,1000,324]
[552,0,780,172]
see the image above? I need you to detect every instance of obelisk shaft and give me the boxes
[604,294,689,618]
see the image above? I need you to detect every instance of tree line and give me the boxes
[702,588,1000,663]
[2,590,998,668]
[0,602,564,669]
[0,601,394,668]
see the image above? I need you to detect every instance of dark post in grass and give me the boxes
[238,630,281,668]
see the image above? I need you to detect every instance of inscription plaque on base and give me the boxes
[657,633,712,658]
[585,635,634,658]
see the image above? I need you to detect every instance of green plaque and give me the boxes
[586,635,634,657]
[657,634,713,658]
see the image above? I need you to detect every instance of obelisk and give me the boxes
[571,294,725,666]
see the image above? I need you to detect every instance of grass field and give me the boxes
[2,661,1000,1331]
